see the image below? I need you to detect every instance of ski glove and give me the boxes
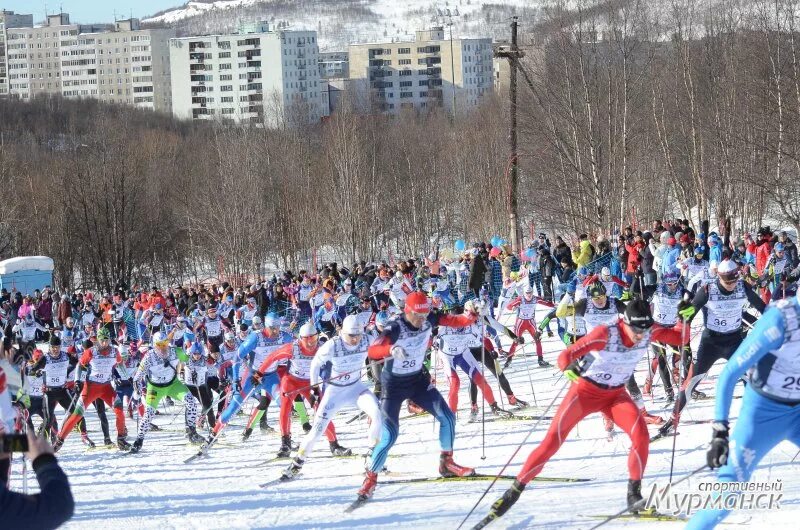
[564,368,580,383]
[390,345,407,361]
[707,421,729,469]
[678,304,697,321]
[250,370,264,387]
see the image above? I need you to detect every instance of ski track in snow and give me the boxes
[6,313,796,529]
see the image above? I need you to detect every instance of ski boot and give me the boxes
[242,427,253,441]
[507,395,528,408]
[655,418,675,440]
[53,437,64,453]
[627,479,645,513]
[439,450,475,478]
[692,389,707,400]
[186,427,205,444]
[302,421,312,433]
[537,357,551,367]
[665,388,675,404]
[260,414,272,432]
[117,436,131,451]
[282,457,304,480]
[490,403,512,417]
[640,407,664,425]
[503,355,514,369]
[129,437,143,454]
[103,437,113,447]
[81,433,96,448]
[484,480,526,521]
[276,435,293,458]
[149,423,161,432]
[469,403,479,422]
[357,470,378,500]
[164,396,175,407]
[330,440,352,456]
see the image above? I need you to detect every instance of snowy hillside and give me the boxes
[143,0,543,50]
[6,312,795,529]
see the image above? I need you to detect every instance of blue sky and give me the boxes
[1,1,180,23]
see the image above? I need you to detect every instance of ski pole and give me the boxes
[282,356,389,397]
[587,464,708,530]
[480,316,486,461]
[669,316,691,484]
[455,378,570,530]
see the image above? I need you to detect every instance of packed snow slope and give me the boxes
[7,311,796,529]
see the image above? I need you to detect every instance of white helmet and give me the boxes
[299,321,317,338]
[152,331,168,348]
[601,266,611,278]
[341,315,364,336]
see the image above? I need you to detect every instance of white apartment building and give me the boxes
[170,23,326,126]
[348,28,493,114]
[0,10,33,96]
[319,51,348,79]
[4,13,174,112]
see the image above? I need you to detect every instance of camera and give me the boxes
[0,433,29,453]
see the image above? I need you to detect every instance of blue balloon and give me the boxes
[454,239,466,251]
[490,236,500,247]
[526,248,535,258]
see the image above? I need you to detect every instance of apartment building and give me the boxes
[348,28,493,114]
[319,51,348,79]
[0,10,33,96]
[4,13,174,112]
[169,22,326,126]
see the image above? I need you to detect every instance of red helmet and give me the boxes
[404,292,431,314]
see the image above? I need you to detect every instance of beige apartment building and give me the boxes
[0,10,33,96]
[348,28,493,114]
[4,13,173,112]
[170,22,326,126]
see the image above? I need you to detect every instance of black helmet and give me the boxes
[623,300,654,330]
[587,282,607,298]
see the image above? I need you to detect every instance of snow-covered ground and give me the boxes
[6,312,796,529]
[144,0,543,50]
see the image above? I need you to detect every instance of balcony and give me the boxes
[297,51,305,59]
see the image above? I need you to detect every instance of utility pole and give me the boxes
[496,17,524,252]
[438,8,459,118]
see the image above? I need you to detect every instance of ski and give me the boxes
[471,512,499,530]
[254,455,292,467]
[467,414,553,424]
[346,411,367,424]
[380,473,590,484]
[650,431,681,443]
[587,512,686,522]
[259,473,297,488]
[184,436,220,463]
[344,495,369,513]
[86,444,119,453]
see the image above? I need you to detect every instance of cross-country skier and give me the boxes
[655,259,766,439]
[128,330,204,453]
[503,286,554,367]
[437,300,510,416]
[685,294,800,529]
[53,328,130,451]
[474,300,691,527]
[281,316,382,480]
[248,320,346,457]
[353,291,480,505]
